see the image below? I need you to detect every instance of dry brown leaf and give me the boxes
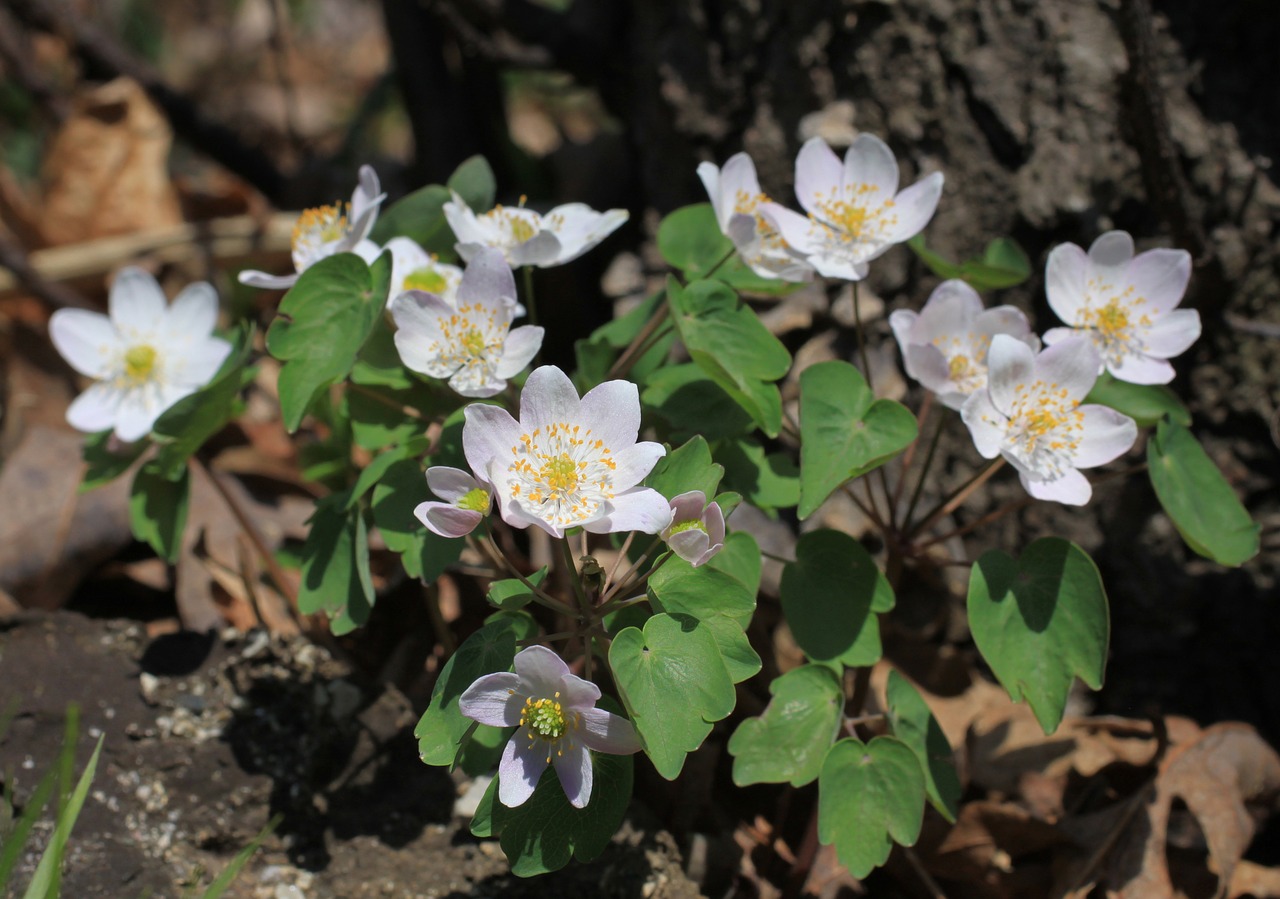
[1228,859,1280,898]
[0,425,133,610]
[38,77,183,247]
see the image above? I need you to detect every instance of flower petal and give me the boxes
[498,733,548,808]
[543,204,628,266]
[49,309,121,378]
[582,487,674,535]
[494,326,544,379]
[1045,242,1090,325]
[456,247,518,306]
[109,267,168,339]
[888,309,919,361]
[696,161,726,228]
[164,282,219,338]
[518,366,581,431]
[552,742,593,808]
[960,389,1005,459]
[1021,468,1092,506]
[669,529,711,565]
[1072,405,1137,469]
[1126,248,1192,315]
[609,441,667,492]
[417,503,483,539]
[1107,352,1175,385]
[426,466,481,502]
[912,279,983,344]
[65,382,120,433]
[578,379,641,453]
[884,172,944,244]
[843,133,899,199]
[513,645,572,697]
[509,231,563,268]
[759,203,820,257]
[576,708,642,755]
[985,335,1036,416]
[794,138,844,217]
[1142,308,1201,358]
[1033,336,1101,401]
[463,403,522,482]
[458,671,525,727]
[558,672,602,710]
[237,270,299,290]
[113,386,170,442]
[167,338,233,389]
[391,291,458,377]
[666,491,707,526]
[1088,231,1135,270]
[1041,326,1080,348]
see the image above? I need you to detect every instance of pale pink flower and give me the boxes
[414,467,492,538]
[660,491,725,567]
[459,646,641,809]
[1043,231,1200,384]
[961,335,1137,506]
[444,192,627,268]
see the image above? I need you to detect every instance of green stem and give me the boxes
[907,457,1006,540]
[901,412,946,535]
[521,265,539,328]
[596,592,650,617]
[853,280,874,393]
[471,526,575,616]
[558,536,591,618]
[598,536,663,605]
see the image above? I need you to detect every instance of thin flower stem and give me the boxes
[471,527,576,616]
[892,392,934,513]
[760,549,794,565]
[521,265,539,329]
[519,630,578,645]
[908,457,1006,539]
[596,592,651,616]
[852,280,874,394]
[598,536,663,605]
[601,550,673,613]
[603,530,637,595]
[558,537,591,618]
[346,382,428,421]
[843,481,886,533]
[607,302,670,380]
[902,413,946,533]
[913,494,1036,550]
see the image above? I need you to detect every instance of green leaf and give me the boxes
[818,736,927,879]
[781,529,894,666]
[573,291,674,391]
[1147,419,1259,566]
[470,746,633,876]
[798,361,917,518]
[152,365,256,480]
[349,381,442,450]
[642,363,755,442]
[667,277,790,437]
[656,203,799,295]
[351,320,415,389]
[129,461,190,562]
[647,553,760,683]
[372,458,464,583]
[907,235,1032,290]
[415,615,534,765]
[199,814,281,898]
[707,531,761,596]
[717,437,800,512]
[81,430,148,492]
[368,184,454,254]
[885,671,961,821]
[728,665,843,787]
[23,735,103,899]
[456,723,512,778]
[1084,372,1191,427]
[643,435,723,501]
[486,568,549,611]
[610,614,735,779]
[446,155,497,213]
[266,251,392,431]
[299,494,374,635]
[347,438,429,509]
[967,537,1109,733]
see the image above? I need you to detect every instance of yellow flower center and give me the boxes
[948,354,973,380]
[124,345,157,382]
[669,519,706,536]
[521,696,567,739]
[291,203,348,253]
[460,329,488,356]
[1086,299,1130,339]
[457,487,490,512]
[509,217,537,244]
[1000,380,1086,476]
[507,422,618,529]
[539,453,580,494]
[403,267,449,294]
[809,184,897,245]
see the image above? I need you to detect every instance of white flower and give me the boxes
[1043,231,1200,384]
[961,335,1138,506]
[390,248,543,398]
[414,467,492,538]
[660,491,725,567]
[761,134,944,281]
[461,366,672,537]
[49,267,232,442]
[459,646,641,809]
[889,279,1040,410]
[444,192,628,268]
[238,165,385,289]
[355,236,463,308]
[696,154,814,282]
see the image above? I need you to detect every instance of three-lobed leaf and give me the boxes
[610,613,735,779]
[1147,419,1259,566]
[798,361,917,518]
[728,665,842,787]
[780,529,894,667]
[967,537,1108,733]
[818,736,927,878]
[266,251,392,431]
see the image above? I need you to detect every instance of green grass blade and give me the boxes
[0,763,60,890]
[199,814,281,898]
[22,733,103,899]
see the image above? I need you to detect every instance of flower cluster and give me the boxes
[51,267,232,442]
[445,193,628,269]
[701,134,943,282]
